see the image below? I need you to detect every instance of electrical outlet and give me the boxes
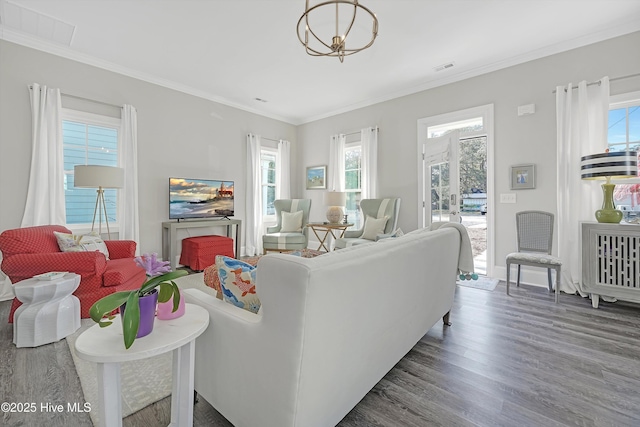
[500,193,517,203]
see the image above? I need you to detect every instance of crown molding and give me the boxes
[3,18,639,127]
[297,21,640,124]
[0,26,297,125]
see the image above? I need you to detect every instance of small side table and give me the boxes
[13,273,81,347]
[307,223,353,252]
[75,304,209,427]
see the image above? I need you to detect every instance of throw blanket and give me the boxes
[429,222,475,274]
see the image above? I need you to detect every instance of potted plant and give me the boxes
[89,253,188,349]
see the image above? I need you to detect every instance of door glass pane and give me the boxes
[430,162,450,223]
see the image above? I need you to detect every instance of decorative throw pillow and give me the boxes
[280,210,304,232]
[53,231,110,259]
[216,255,261,314]
[361,215,389,240]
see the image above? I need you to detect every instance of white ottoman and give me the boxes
[13,273,81,348]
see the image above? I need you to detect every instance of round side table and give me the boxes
[13,272,81,348]
[75,304,209,427]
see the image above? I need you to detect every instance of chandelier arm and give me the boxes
[298,13,335,51]
[340,2,358,43]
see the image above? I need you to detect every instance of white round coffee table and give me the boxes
[74,303,209,427]
[13,272,81,347]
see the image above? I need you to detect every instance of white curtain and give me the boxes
[118,104,140,247]
[328,134,346,191]
[246,133,263,256]
[361,127,379,199]
[21,83,66,227]
[556,77,610,295]
[276,139,291,199]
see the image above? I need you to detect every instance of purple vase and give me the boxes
[120,290,158,338]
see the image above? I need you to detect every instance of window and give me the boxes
[344,142,362,227]
[608,92,640,210]
[608,100,640,152]
[260,149,277,217]
[62,109,121,227]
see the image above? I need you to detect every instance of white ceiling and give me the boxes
[2,0,640,125]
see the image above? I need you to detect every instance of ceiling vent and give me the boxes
[434,62,455,72]
[1,1,76,46]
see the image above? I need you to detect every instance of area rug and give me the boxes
[66,320,172,426]
[456,276,499,291]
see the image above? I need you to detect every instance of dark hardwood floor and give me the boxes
[1,282,639,426]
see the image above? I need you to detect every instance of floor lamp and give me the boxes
[74,165,124,239]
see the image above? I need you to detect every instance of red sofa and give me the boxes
[0,225,146,321]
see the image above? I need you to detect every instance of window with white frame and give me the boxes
[61,109,121,227]
[609,92,640,210]
[260,148,277,217]
[344,142,362,227]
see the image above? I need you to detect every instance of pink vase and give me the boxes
[157,290,185,320]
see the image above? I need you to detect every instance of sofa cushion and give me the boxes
[361,215,389,240]
[103,258,146,287]
[216,255,261,314]
[280,210,303,232]
[262,232,307,245]
[54,231,110,259]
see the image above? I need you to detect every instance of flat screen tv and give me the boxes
[169,177,234,220]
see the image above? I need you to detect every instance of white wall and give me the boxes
[296,31,640,282]
[2,32,639,284]
[0,40,297,255]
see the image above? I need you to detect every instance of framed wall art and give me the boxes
[306,165,327,190]
[510,164,536,190]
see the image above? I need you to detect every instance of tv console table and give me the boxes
[162,219,242,270]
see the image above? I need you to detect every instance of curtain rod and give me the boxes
[345,127,379,137]
[551,73,640,94]
[28,85,122,109]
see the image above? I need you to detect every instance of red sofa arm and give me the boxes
[105,240,137,259]
[1,252,107,284]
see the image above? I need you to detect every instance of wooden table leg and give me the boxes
[97,362,123,427]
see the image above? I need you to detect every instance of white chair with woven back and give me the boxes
[262,199,312,254]
[334,198,401,249]
[505,210,562,303]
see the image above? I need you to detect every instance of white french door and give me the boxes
[421,131,461,225]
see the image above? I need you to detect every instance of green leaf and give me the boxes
[89,291,133,324]
[170,281,180,312]
[139,270,188,295]
[157,282,174,303]
[122,292,140,349]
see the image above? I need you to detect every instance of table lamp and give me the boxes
[580,150,638,223]
[74,165,124,238]
[323,191,346,223]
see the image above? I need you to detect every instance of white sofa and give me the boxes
[183,225,471,427]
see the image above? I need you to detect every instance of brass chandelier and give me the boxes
[297,0,378,62]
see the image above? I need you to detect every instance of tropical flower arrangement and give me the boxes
[89,253,188,349]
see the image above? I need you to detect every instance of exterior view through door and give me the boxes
[418,106,493,277]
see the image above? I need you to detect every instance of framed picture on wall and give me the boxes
[510,164,536,189]
[306,165,327,190]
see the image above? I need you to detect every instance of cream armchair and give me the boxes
[263,199,312,253]
[334,198,401,249]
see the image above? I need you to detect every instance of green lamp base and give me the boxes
[595,208,623,223]
[595,183,623,224]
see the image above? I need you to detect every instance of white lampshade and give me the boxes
[580,151,638,180]
[323,191,346,207]
[74,165,124,188]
